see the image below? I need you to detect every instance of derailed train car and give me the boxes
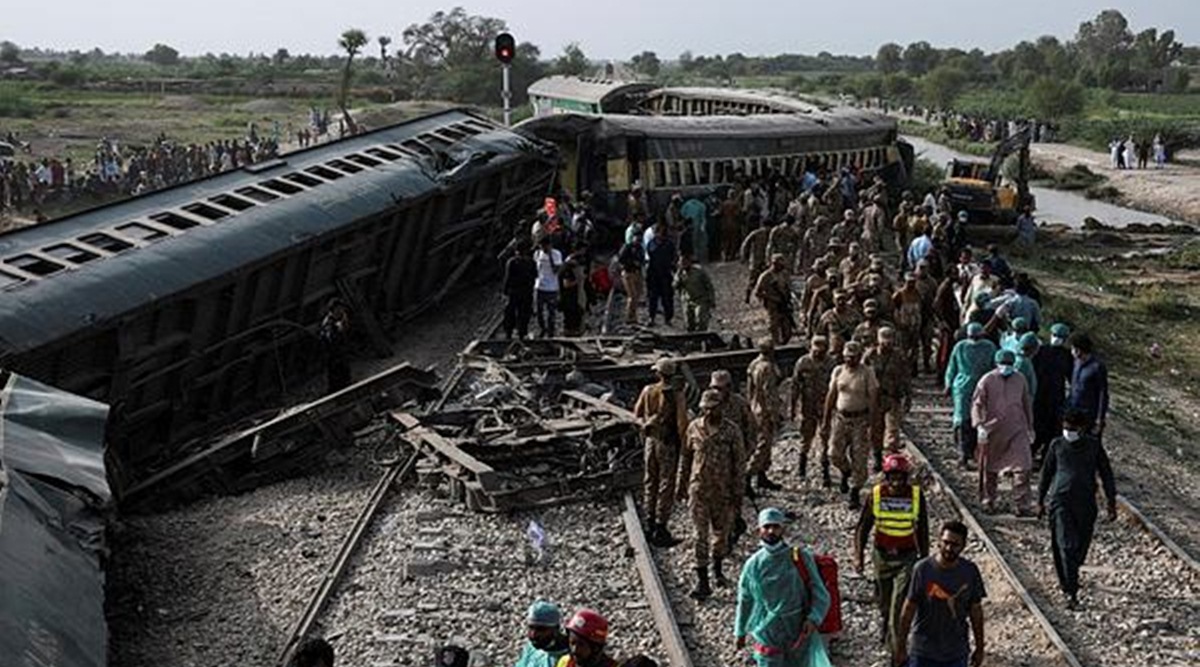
[0,109,557,494]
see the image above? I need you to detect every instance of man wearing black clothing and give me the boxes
[646,221,678,326]
[1032,323,1074,462]
[1037,408,1118,610]
[503,241,538,340]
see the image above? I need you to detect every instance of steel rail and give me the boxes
[900,430,1085,667]
[277,310,505,667]
[621,493,693,667]
[276,448,420,667]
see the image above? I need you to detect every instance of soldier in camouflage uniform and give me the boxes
[816,289,863,357]
[892,273,924,377]
[633,358,690,547]
[805,269,841,340]
[789,335,838,485]
[864,327,911,473]
[740,216,772,304]
[767,215,801,275]
[710,370,756,455]
[823,340,880,510]
[673,253,716,332]
[852,299,895,353]
[676,389,746,600]
[746,338,784,495]
[861,194,888,253]
[755,253,796,345]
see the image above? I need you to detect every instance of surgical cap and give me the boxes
[758,507,788,527]
[527,600,562,627]
[1050,323,1071,338]
[1019,332,1041,350]
[966,322,985,338]
[1011,317,1029,331]
[994,349,1016,365]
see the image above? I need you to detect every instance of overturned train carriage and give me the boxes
[0,109,557,496]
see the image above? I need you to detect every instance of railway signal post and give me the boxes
[495,32,515,126]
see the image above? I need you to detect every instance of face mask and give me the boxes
[1062,430,1081,442]
[999,366,1016,377]
[1051,336,1066,347]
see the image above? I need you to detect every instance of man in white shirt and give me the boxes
[533,237,563,338]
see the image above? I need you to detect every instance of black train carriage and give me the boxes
[0,109,556,493]
[519,110,912,228]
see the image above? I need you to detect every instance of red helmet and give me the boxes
[565,609,609,645]
[883,454,911,474]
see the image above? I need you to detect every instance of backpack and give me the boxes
[791,546,843,637]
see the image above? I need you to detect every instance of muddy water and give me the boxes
[904,136,1186,229]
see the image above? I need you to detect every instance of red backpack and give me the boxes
[791,546,843,637]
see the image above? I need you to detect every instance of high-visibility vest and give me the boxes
[872,484,920,539]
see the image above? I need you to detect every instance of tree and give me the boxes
[920,66,967,110]
[272,48,290,66]
[337,28,368,127]
[902,41,940,76]
[1025,77,1085,119]
[882,73,915,100]
[143,43,180,67]
[678,50,695,72]
[0,41,20,65]
[553,42,589,77]
[1074,9,1133,89]
[630,51,661,78]
[377,36,392,66]
[876,43,903,75]
[401,7,506,70]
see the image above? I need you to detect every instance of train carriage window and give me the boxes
[365,147,402,161]
[697,161,712,185]
[713,161,726,184]
[345,153,384,168]
[450,122,481,136]
[0,269,25,290]
[652,162,667,188]
[435,126,467,141]
[325,159,363,174]
[115,222,170,242]
[6,253,65,276]
[78,232,134,253]
[259,178,304,195]
[209,193,257,210]
[149,212,202,230]
[668,161,682,187]
[683,161,697,186]
[282,172,325,188]
[420,133,453,150]
[304,165,345,181]
[182,202,231,221]
[235,186,280,202]
[401,139,434,156]
[43,243,101,264]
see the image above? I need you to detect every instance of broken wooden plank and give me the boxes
[390,411,498,491]
[562,390,638,421]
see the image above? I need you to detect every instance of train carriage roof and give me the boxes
[519,108,896,141]
[527,75,656,106]
[0,109,556,356]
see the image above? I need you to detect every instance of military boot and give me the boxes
[654,523,684,548]
[690,567,712,600]
[821,461,832,488]
[712,558,731,588]
[757,471,783,491]
[849,486,862,510]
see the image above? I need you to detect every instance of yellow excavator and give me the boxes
[943,126,1034,224]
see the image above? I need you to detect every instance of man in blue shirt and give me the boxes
[1067,332,1109,439]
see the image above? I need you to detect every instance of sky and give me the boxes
[4,1,1196,60]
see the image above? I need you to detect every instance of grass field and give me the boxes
[0,82,404,163]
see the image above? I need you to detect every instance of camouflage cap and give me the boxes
[843,341,864,357]
[709,369,733,388]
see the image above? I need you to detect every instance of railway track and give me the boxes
[905,378,1199,667]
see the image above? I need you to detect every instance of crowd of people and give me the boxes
[0,127,281,217]
[482,164,1119,667]
[1108,134,1169,170]
[0,107,353,220]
